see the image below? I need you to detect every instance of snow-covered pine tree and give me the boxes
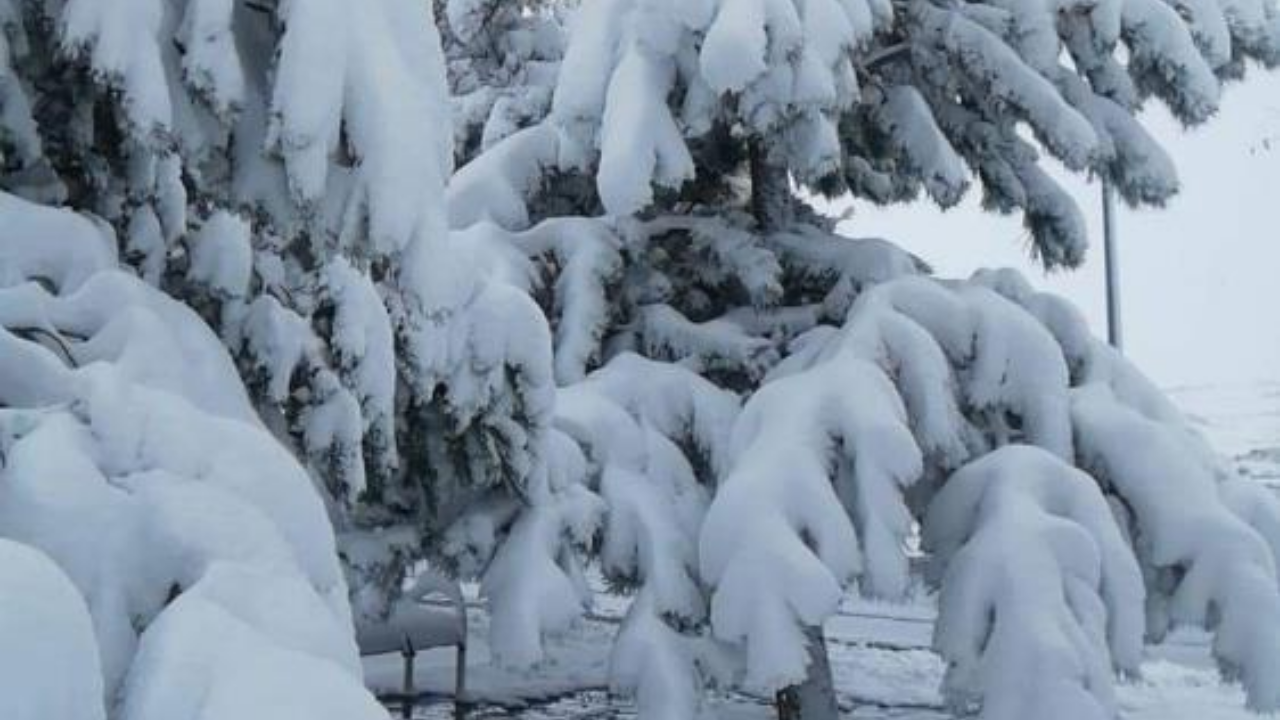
[7,1,1280,719]
[0,0,595,640]
[444,0,1280,718]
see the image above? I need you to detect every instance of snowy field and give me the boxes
[361,382,1280,720]
[1172,382,1280,487]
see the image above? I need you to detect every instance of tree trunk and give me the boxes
[749,138,793,232]
[775,624,839,720]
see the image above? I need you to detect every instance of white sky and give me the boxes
[831,72,1280,389]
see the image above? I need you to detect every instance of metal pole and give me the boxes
[1102,179,1123,351]
[455,642,468,720]
[401,643,416,719]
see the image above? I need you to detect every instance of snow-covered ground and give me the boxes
[362,381,1280,719]
[1170,381,1280,486]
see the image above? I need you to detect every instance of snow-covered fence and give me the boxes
[355,570,470,720]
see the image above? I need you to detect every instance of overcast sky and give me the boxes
[834,72,1280,389]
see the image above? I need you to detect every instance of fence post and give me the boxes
[401,641,416,719]
[454,641,468,720]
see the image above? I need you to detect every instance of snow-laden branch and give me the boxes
[552,353,740,719]
[923,445,1145,720]
[701,264,1280,717]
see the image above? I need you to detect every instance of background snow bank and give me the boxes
[0,194,386,720]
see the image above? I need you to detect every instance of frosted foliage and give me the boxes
[7,2,1280,720]
[442,0,563,166]
[322,257,397,482]
[58,0,171,135]
[1,1,601,684]
[442,429,603,668]
[270,0,452,257]
[923,446,1144,720]
[0,194,384,720]
[1073,386,1280,710]
[864,0,1277,263]
[973,270,1280,712]
[700,261,1280,716]
[553,0,1280,265]
[553,0,886,215]
[463,213,625,385]
[554,353,739,720]
[449,124,563,230]
[701,344,922,689]
[699,275,1078,691]
[177,0,243,117]
[610,590,706,720]
[472,485,600,667]
[0,0,481,521]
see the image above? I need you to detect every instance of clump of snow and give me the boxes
[187,210,252,299]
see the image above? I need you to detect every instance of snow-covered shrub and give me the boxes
[0,193,386,720]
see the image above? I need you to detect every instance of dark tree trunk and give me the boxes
[749,138,793,232]
[775,624,839,720]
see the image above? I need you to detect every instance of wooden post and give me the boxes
[401,642,416,720]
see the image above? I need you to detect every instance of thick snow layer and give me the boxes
[0,193,384,720]
[270,0,452,257]
[1073,384,1280,710]
[59,0,172,134]
[701,347,920,690]
[0,540,104,720]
